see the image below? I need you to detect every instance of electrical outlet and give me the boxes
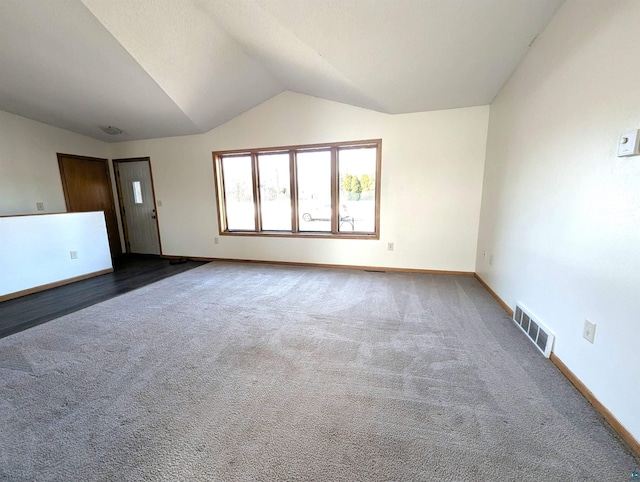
[36,202,45,211]
[214,237,219,245]
[489,254,494,266]
[157,200,163,207]
[583,319,596,344]
[70,250,78,260]
[387,242,394,251]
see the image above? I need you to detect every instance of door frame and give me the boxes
[113,157,162,255]
[57,153,122,259]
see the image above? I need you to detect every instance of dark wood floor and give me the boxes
[0,255,207,339]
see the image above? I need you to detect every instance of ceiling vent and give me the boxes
[513,303,555,357]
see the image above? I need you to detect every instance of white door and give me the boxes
[116,160,161,255]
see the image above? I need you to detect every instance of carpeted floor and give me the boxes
[0,262,637,480]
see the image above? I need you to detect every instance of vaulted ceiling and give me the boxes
[0,0,564,142]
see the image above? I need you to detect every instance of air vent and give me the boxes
[513,302,555,357]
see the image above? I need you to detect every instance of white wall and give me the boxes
[0,212,112,297]
[109,92,489,271]
[0,110,110,216]
[477,0,640,441]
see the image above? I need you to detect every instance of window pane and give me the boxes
[338,147,377,233]
[297,150,332,232]
[222,155,255,230]
[132,181,143,204]
[258,153,291,231]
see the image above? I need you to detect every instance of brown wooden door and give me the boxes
[58,154,122,259]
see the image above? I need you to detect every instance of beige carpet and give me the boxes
[0,262,638,480]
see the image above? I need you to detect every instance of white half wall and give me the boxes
[0,109,110,216]
[109,92,489,272]
[477,0,640,441]
[0,212,113,297]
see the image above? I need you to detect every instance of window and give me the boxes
[132,181,143,204]
[213,139,381,239]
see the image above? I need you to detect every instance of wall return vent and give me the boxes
[513,303,555,357]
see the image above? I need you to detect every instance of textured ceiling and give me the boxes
[0,0,564,142]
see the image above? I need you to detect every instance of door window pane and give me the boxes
[222,155,255,230]
[338,147,377,233]
[297,150,331,232]
[258,153,291,231]
[132,181,143,204]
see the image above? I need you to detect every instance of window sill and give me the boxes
[220,231,379,240]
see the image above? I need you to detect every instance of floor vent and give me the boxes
[513,303,555,357]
